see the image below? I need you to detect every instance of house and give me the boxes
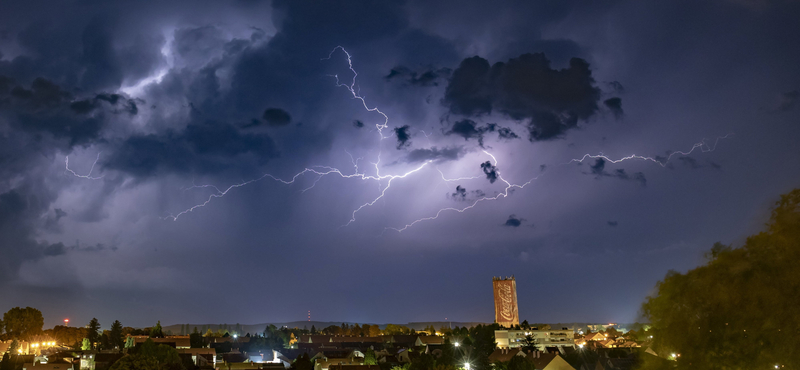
[328,366,380,370]
[386,336,422,348]
[495,329,576,352]
[22,363,72,370]
[527,352,575,370]
[488,348,527,363]
[298,335,333,344]
[395,349,411,363]
[417,336,444,346]
[329,337,383,344]
[128,336,191,349]
[176,348,216,366]
[582,333,606,342]
[314,357,363,370]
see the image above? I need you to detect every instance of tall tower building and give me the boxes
[493,276,519,328]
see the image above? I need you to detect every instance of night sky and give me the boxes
[1,0,799,329]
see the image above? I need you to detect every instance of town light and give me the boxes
[464,363,471,370]
[454,342,460,347]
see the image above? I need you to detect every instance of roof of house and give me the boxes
[299,335,332,343]
[328,366,381,370]
[583,333,605,341]
[330,337,383,343]
[222,353,248,363]
[528,352,559,370]
[131,337,191,348]
[488,348,525,363]
[417,336,444,345]
[176,348,216,355]
[388,335,418,344]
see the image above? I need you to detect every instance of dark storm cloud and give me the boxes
[604,97,623,119]
[105,121,278,178]
[606,81,625,94]
[504,214,524,227]
[1,14,164,93]
[385,66,452,87]
[394,125,411,149]
[0,188,96,282]
[443,53,602,141]
[403,146,464,163]
[262,108,292,126]
[587,158,646,187]
[353,119,365,128]
[480,161,498,183]
[0,76,137,147]
[70,93,140,115]
[608,221,618,227]
[448,185,486,202]
[451,185,467,201]
[445,119,519,147]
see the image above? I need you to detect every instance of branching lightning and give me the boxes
[165,46,431,222]
[387,150,537,233]
[162,46,732,233]
[386,135,732,232]
[65,152,104,180]
[566,134,733,167]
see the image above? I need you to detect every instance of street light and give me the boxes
[464,363,471,370]
[454,342,460,347]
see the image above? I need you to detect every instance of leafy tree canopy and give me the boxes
[641,188,800,369]
[2,307,43,340]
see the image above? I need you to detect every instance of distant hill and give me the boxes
[162,321,641,335]
[163,321,489,335]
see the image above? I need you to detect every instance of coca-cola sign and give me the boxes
[493,278,519,327]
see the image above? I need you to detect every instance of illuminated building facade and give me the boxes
[495,328,576,351]
[492,276,519,328]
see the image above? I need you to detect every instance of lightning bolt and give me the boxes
[166,46,430,222]
[387,150,537,233]
[385,135,732,232]
[164,46,733,233]
[65,152,104,180]
[566,134,733,166]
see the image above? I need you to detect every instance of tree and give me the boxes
[82,338,91,351]
[109,320,124,351]
[409,353,436,370]
[124,337,135,349]
[2,307,44,340]
[521,335,537,352]
[290,353,313,370]
[439,338,455,367]
[641,188,800,369]
[87,318,101,348]
[310,325,316,334]
[150,321,164,338]
[190,331,204,348]
[137,338,184,370]
[364,348,377,365]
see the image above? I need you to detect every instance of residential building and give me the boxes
[495,329,576,351]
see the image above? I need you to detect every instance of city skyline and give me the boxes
[0,0,799,330]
